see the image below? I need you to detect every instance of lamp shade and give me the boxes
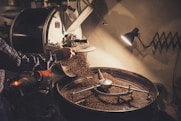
[121,28,139,46]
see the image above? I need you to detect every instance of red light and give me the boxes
[11,81,21,87]
[38,70,51,77]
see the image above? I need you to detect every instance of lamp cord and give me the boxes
[136,32,181,104]
[172,48,180,102]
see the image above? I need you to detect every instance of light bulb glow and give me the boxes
[121,35,133,46]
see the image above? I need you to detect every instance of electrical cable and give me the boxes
[172,48,180,102]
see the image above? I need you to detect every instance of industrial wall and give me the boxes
[82,0,181,102]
